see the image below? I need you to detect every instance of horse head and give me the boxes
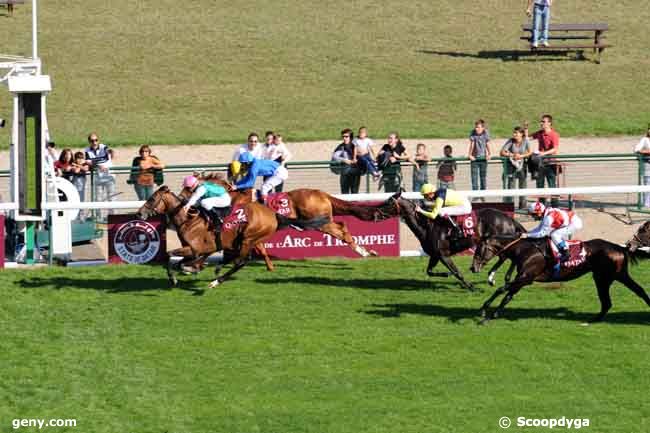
[627,220,650,252]
[136,185,180,220]
[470,234,519,273]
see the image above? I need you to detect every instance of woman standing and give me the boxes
[130,145,165,200]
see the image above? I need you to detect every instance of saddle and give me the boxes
[449,212,476,239]
[548,239,586,277]
[263,192,293,216]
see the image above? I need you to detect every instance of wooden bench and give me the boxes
[521,23,610,63]
[0,0,25,16]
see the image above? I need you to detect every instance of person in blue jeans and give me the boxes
[527,0,552,48]
[467,119,492,201]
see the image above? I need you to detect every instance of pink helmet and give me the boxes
[183,175,199,189]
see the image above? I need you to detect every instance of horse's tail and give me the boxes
[328,195,384,221]
[275,214,330,231]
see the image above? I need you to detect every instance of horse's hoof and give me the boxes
[488,273,496,286]
[369,250,378,257]
[580,322,590,327]
[208,279,220,288]
[478,318,490,326]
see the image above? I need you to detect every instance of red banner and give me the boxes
[108,215,167,264]
[263,215,400,259]
[0,214,4,268]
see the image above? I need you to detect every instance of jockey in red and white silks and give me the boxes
[522,201,583,259]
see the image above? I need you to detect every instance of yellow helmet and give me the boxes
[420,183,435,195]
[230,161,242,176]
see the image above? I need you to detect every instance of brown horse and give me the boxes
[136,186,327,288]
[189,174,392,258]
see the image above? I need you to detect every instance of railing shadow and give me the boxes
[18,275,205,295]
[255,275,467,292]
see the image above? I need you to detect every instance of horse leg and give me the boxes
[320,221,376,257]
[256,243,275,271]
[166,246,196,287]
[504,261,516,284]
[484,275,535,323]
[439,255,475,291]
[591,273,614,323]
[427,255,450,278]
[479,284,509,318]
[616,271,650,308]
[215,248,237,276]
[485,256,508,286]
[209,241,254,288]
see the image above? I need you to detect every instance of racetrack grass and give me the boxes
[0,1,649,149]
[2,256,650,433]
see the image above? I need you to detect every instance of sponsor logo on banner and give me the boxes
[263,215,400,259]
[108,215,166,264]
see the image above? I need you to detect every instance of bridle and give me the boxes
[141,190,184,218]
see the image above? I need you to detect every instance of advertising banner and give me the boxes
[108,215,166,264]
[263,215,400,259]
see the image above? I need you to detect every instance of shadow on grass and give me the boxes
[18,276,206,295]
[365,303,650,324]
[255,275,469,292]
[247,260,354,271]
[416,49,589,62]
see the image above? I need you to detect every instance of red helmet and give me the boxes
[528,201,546,216]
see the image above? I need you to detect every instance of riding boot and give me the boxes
[557,241,570,262]
[208,208,223,232]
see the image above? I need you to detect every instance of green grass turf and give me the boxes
[1,256,650,432]
[0,1,649,149]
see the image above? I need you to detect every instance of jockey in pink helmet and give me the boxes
[521,201,583,261]
[182,175,232,230]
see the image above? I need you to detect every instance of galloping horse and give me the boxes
[136,186,327,288]
[388,192,525,291]
[189,173,393,258]
[472,234,650,323]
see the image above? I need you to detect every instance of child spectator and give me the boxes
[467,119,492,199]
[436,145,457,189]
[71,151,90,219]
[262,132,292,192]
[412,143,429,192]
[353,126,380,181]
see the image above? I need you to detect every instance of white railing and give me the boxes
[0,184,649,211]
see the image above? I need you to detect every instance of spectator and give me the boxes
[232,132,264,163]
[54,149,75,181]
[436,145,457,189]
[412,143,429,192]
[501,126,532,209]
[44,141,59,176]
[332,128,362,194]
[353,126,380,181]
[84,132,116,215]
[526,114,559,207]
[71,151,90,203]
[468,119,491,200]
[129,145,165,200]
[526,0,552,48]
[634,125,650,208]
[377,132,410,192]
[262,132,292,192]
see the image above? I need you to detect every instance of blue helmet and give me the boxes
[238,152,254,164]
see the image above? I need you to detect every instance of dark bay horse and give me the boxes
[136,186,327,288]
[472,234,650,324]
[626,220,650,252]
[389,192,525,291]
[188,174,392,258]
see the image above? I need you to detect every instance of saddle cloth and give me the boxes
[450,212,476,238]
[265,192,293,216]
[549,239,586,268]
[223,204,248,231]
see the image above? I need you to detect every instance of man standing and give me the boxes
[84,132,116,218]
[526,0,553,48]
[527,114,559,207]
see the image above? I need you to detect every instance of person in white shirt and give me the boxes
[634,126,650,207]
[262,132,292,192]
[232,132,264,163]
[352,126,380,181]
[84,132,116,217]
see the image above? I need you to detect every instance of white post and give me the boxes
[32,0,38,61]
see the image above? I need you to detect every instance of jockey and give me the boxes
[182,175,232,230]
[230,152,289,203]
[521,201,583,261]
[416,184,472,238]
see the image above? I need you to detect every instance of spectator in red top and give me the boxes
[526,114,559,207]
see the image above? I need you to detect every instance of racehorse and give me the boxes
[626,220,650,252]
[388,192,525,291]
[471,234,650,324]
[188,173,393,258]
[136,186,327,288]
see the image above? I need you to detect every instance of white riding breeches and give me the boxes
[438,200,472,217]
[201,194,231,210]
[550,215,583,245]
[261,166,289,195]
